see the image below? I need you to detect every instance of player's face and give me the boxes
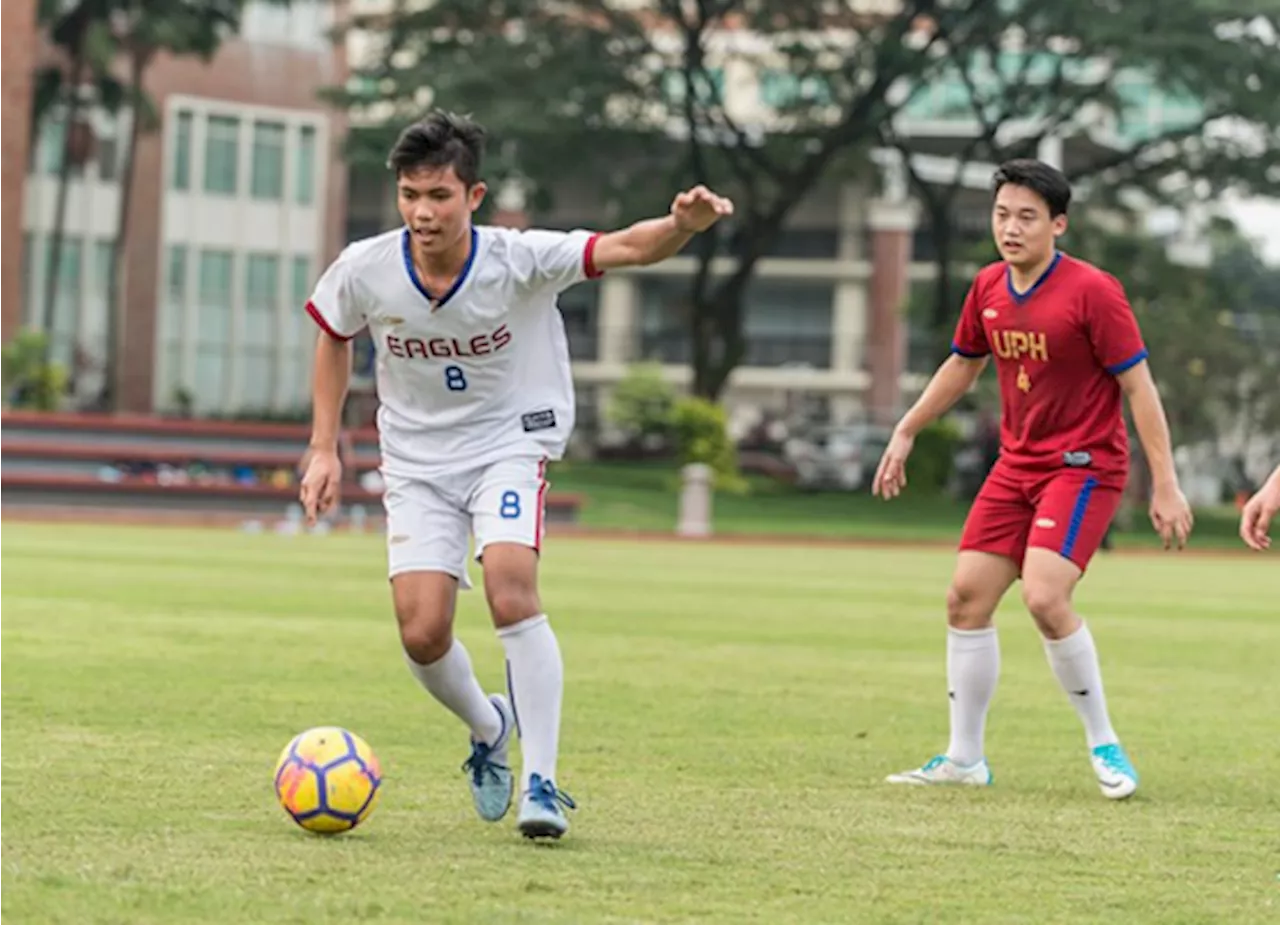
[991,184,1067,269]
[397,166,486,257]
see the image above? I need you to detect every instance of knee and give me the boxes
[392,590,453,664]
[485,579,541,627]
[946,582,994,630]
[1021,582,1073,637]
[399,619,451,664]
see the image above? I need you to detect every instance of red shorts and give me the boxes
[959,462,1123,571]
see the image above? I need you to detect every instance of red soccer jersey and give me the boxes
[951,252,1148,484]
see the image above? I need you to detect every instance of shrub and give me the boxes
[606,362,677,447]
[910,418,962,494]
[669,395,747,494]
[2,329,68,411]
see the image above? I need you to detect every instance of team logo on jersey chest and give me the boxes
[385,323,512,360]
[991,329,1049,362]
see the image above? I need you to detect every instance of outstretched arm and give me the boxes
[590,185,734,270]
[1117,360,1193,549]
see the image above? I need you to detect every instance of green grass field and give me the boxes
[3,522,1278,924]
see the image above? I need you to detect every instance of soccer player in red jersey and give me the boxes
[873,159,1194,800]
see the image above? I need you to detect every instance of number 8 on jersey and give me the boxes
[444,365,467,391]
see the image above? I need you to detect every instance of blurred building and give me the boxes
[17,1,348,414]
[2,0,38,345]
[11,1,1229,428]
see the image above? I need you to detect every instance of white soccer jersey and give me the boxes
[305,225,601,480]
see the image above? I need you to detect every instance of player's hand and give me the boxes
[872,428,915,500]
[300,447,343,527]
[1149,482,1193,550]
[671,185,734,233]
[1239,474,1280,551]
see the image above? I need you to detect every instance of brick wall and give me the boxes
[1,0,37,344]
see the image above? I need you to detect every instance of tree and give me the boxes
[337,0,988,399]
[879,0,1280,353]
[98,0,244,409]
[339,0,1280,401]
[34,0,124,343]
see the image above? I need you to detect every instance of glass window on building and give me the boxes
[204,115,240,195]
[291,254,314,362]
[742,280,834,368]
[196,250,234,408]
[279,255,314,409]
[33,117,68,176]
[48,238,84,366]
[22,233,38,325]
[295,125,317,206]
[172,110,193,190]
[82,239,114,350]
[161,245,189,402]
[904,279,945,375]
[558,283,600,361]
[96,117,119,182]
[92,240,113,295]
[250,121,286,200]
[636,277,692,364]
[243,254,280,407]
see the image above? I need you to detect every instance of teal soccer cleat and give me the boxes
[1090,742,1138,800]
[460,694,515,822]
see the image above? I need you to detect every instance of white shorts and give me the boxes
[382,456,549,587]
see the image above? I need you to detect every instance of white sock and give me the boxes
[1044,622,1119,749]
[946,627,1000,767]
[498,614,563,793]
[404,640,502,745]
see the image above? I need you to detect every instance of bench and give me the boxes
[1,411,585,524]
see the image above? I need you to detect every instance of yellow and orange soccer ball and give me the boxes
[274,727,382,834]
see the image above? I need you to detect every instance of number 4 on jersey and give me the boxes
[444,365,467,391]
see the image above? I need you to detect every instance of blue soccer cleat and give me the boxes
[460,694,515,822]
[517,773,576,840]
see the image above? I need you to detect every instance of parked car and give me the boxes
[784,424,894,491]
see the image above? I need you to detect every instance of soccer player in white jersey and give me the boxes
[298,111,733,840]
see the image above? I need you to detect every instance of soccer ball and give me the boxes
[274,726,382,834]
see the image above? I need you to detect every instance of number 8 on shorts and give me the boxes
[470,457,549,556]
[499,490,522,520]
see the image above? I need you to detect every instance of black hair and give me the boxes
[387,110,486,186]
[991,158,1071,217]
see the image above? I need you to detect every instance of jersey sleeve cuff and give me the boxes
[305,300,355,342]
[1106,348,1148,375]
[951,342,989,359]
[583,232,604,280]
